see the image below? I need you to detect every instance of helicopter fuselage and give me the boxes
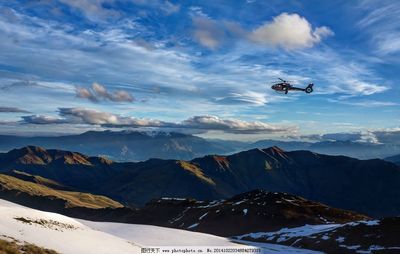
[271,82,313,94]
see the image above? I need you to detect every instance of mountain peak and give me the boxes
[5,146,93,166]
[20,145,47,154]
[260,146,289,161]
[7,146,51,165]
[263,146,285,154]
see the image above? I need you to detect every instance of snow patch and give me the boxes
[236,224,341,242]
[233,200,247,205]
[321,235,330,240]
[199,212,208,220]
[243,209,248,215]
[198,200,224,208]
[336,236,345,243]
[161,197,186,201]
[187,223,199,229]
[340,244,361,250]
[346,220,379,226]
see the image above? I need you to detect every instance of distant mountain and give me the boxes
[2,131,400,161]
[248,139,400,159]
[1,146,399,217]
[385,154,400,165]
[0,130,238,161]
[248,140,312,151]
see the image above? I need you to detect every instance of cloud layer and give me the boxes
[0,106,30,113]
[297,129,400,145]
[21,107,296,134]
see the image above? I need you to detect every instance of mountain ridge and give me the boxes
[0,145,399,217]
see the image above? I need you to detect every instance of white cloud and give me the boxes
[181,115,295,134]
[192,13,332,50]
[76,82,134,103]
[58,0,120,22]
[329,98,398,107]
[357,131,381,144]
[21,115,66,124]
[58,107,164,126]
[295,50,389,96]
[214,91,267,105]
[132,0,180,15]
[339,79,387,96]
[357,0,400,55]
[193,17,225,49]
[189,6,209,18]
[249,13,333,50]
[160,1,180,15]
[373,34,400,55]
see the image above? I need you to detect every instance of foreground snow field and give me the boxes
[0,199,323,254]
[80,220,323,254]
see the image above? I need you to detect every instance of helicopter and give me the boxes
[271,78,314,94]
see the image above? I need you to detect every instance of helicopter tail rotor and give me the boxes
[305,83,314,93]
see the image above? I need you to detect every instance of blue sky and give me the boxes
[0,0,399,141]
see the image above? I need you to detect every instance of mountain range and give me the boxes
[1,130,400,161]
[0,173,395,254]
[0,145,399,217]
[0,173,368,236]
[0,130,237,161]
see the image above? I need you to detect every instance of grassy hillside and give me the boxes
[0,174,123,209]
[0,238,58,254]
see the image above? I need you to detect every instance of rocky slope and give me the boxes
[0,175,369,238]
[0,172,123,210]
[135,190,368,236]
[235,218,400,254]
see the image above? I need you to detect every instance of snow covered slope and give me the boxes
[234,220,400,254]
[0,199,142,254]
[0,198,322,254]
[79,220,322,253]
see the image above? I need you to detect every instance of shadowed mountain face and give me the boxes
[0,146,399,217]
[385,154,400,165]
[138,190,368,236]
[0,176,368,237]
